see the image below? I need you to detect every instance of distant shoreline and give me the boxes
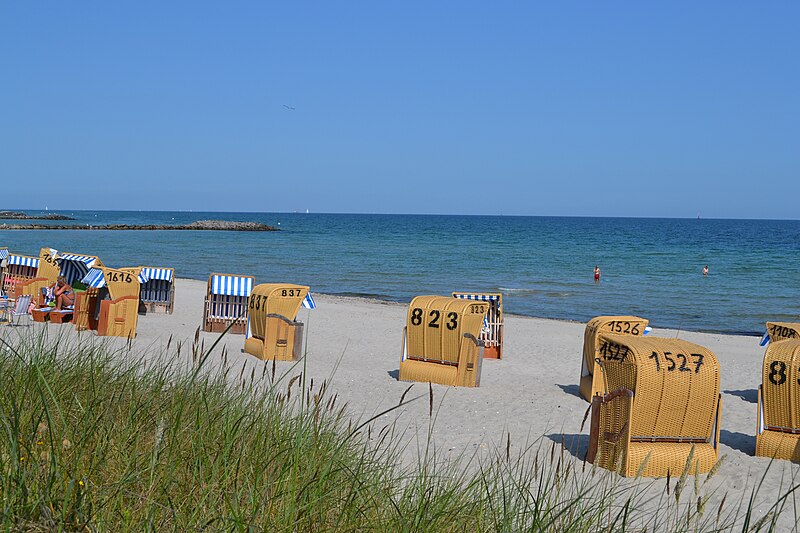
[0,220,278,231]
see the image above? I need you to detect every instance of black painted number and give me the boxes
[769,361,787,385]
[446,312,458,330]
[428,310,440,328]
[410,308,423,326]
[650,352,705,374]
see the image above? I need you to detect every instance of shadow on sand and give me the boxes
[720,430,755,456]
[556,383,583,400]
[546,433,590,462]
[724,389,758,404]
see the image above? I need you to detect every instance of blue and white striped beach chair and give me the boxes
[138,267,175,314]
[452,292,504,359]
[3,253,39,296]
[203,273,255,334]
[56,252,102,285]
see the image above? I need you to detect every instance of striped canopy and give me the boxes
[301,292,316,309]
[81,268,147,288]
[8,254,39,268]
[140,267,173,282]
[0,249,8,260]
[57,253,99,283]
[211,275,253,297]
[453,293,501,302]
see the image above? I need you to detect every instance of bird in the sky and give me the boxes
[283,104,296,110]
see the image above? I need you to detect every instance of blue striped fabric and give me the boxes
[760,330,770,347]
[302,292,316,309]
[137,271,149,283]
[81,268,106,288]
[211,275,253,297]
[141,267,173,282]
[57,254,98,284]
[0,249,8,260]
[8,255,39,268]
[453,293,501,302]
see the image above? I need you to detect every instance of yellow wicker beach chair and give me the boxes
[202,273,255,335]
[244,284,310,361]
[579,316,649,401]
[3,253,39,297]
[138,267,175,314]
[587,334,721,477]
[77,267,142,339]
[398,296,488,387]
[765,322,800,344]
[756,339,800,461]
[452,292,504,359]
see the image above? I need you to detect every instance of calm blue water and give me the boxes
[3,211,799,335]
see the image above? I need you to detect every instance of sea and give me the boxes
[2,211,799,335]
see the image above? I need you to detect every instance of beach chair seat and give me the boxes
[49,308,74,324]
[398,296,488,387]
[579,316,649,401]
[452,292,504,359]
[31,307,52,323]
[138,267,175,314]
[244,284,313,361]
[756,338,800,461]
[587,334,721,477]
[203,273,254,335]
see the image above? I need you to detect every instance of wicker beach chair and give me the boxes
[138,267,175,314]
[452,292,504,359]
[77,267,142,339]
[398,296,488,387]
[244,284,315,361]
[587,334,721,477]
[579,316,650,401]
[756,338,800,461]
[202,273,254,335]
[765,322,800,344]
[3,253,39,297]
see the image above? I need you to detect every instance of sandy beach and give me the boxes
[6,277,799,527]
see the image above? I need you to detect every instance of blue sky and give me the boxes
[1,2,798,218]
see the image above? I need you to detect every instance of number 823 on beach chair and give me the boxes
[399,296,489,387]
[587,334,721,477]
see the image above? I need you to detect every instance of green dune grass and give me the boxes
[0,328,795,531]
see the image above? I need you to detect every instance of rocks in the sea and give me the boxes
[0,220,278,231]
[0,211,74,220]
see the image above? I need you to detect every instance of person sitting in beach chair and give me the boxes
[52,276,75,310]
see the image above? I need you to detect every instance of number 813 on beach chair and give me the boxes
[398,296,488,387]
[587,334,721,477]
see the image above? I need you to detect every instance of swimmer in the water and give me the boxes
[594,265,601,282]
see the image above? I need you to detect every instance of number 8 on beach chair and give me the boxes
[244,284,314,361]
[203,273,254,335]
[579,316,650,401]
[586,334,721,477]
[451,292,504,359]
[399,296,488,387]
[756,335,800,461]
[138,267,175,314]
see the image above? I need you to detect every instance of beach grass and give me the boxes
[0,328,795,531]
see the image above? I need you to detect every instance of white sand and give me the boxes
[12,278,800,527]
